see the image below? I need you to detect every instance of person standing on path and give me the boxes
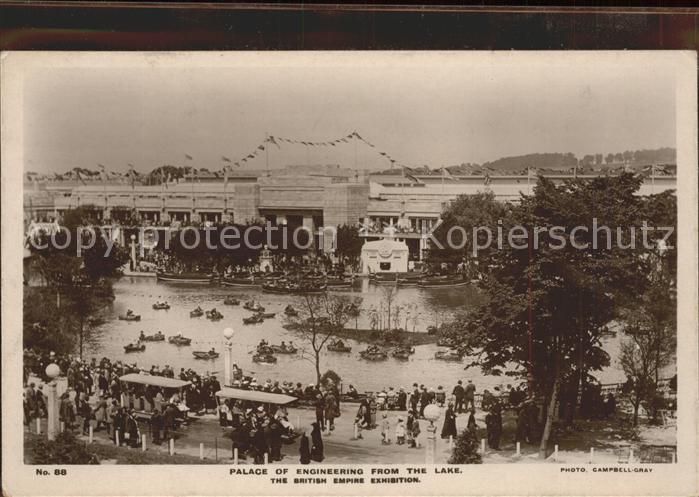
[464,380,476,411]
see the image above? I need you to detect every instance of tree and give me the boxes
[427,191,509,268]
[448,429,482,464]
[619,309,673,425]
[286,294,356,385]
[335,224,363,270]
[445,173,668,458]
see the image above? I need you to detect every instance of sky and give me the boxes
[22,53,677,174]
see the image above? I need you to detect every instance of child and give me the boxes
[380,413,391,445]
[395,417,406,445]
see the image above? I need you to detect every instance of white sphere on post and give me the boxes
[45,363,61,441]
[222,327,234,387]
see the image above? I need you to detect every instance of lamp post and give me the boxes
[222,327,234,387]
[129,234,137,270]
[423,404,441,464]
[45,363,61,441]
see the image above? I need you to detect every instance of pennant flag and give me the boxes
[222,156,232,163]
[340,138,347,143]
[76,170,87,186]
[379,152,387,156]
[268,136,281,149]
[257,144,265,151]
[234,162,240,167]
[247,154,254,159]
[330,142,336,146]
[241,158,247,163]
[185,154,193,160]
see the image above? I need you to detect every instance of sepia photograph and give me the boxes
[2,50,697,496]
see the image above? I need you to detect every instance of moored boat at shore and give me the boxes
[152,302,170,310]
[243,314,264,325]
[269,344,298,354]
[261,282,327,295]
[140,331,165,342]
[156,272,213,283]
[327,339,352,353]
[417,275,468,288]
[221,276,258,287]
[359,346,388,361]
[252,353,277,364]
[205,309,224,321]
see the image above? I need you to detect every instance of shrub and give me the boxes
[321,370,342,388]
[448,429,482,464]
[33,432,100,465]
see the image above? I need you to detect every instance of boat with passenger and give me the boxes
[252,353,278,364]
[283,304,299,317]
[124,342,145,353]
[223,296,240,306]
[359,345,388,361]
[139,331,165,342]
[205,308,224,321]
[193,349,219,360]
[156,272,213,283]
[391,345,415,360]
[269,342,297,354]
[243,314,264,325]
[152,301,171,310]
[190,306,204,318]
[118,310,141,321]
[168,334,192,346]
[220,275,258,287]
[434,349,462,361]
[327,339,352,353]
[243,300,265,312]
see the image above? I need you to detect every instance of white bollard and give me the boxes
[142,434,147,452]
[449,435,454,451]
[629,448,634,463]
[89,425,94,443]
[169,438,174,456]
[589,447,595,463]
[554,444,559,462]
[480,438,486,454]
[199,442,204,460]
[115,430,120,446]
[672,452,676,464]
[353,423,358,440]
[264,452,269,465]
[234,447,239,465]
[60,421,65,433]
[36,418,41,435]
[516,441,520,456]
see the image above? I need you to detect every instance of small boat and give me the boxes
[243,315,264,325]
[256,312,276,319]
[283,305,299,317]
[359,347,388,361]
[223,297,240,306]
[391,346,415,360]
[326,277,353,288]
[221,276,258,287]
[434,350,462,362]
[370,273,398,284]
[437,336,457,347]
[252,353,278,364]
[190,308,204,318]
[140,332,165,342]
[152,302,170,310]
[269,344,298,354]
[206,310,224,321]
[87,316,106,326]
[118,313,141,321]
[243,301,265,312]
[327,339,352,353]
[168,335,192,346]
[124,343,145,353]
[156,272,213,283]
[193,350,220,360]
[417,276,469,288]
[397,274,422,287]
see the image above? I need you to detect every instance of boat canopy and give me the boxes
[215,387,296,405]
[119,373,191,389]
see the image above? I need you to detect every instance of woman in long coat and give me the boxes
[441,403,457,439]
[299,431,311,464]
[310,422,324,462]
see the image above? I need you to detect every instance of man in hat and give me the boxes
[465,380,476,411]
[452,380,465,414]
[397,387,407,411]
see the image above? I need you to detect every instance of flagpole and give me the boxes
[353,132,357,170]
[651,163,655,194]
[527,167,531,195]
[265,133,270,177]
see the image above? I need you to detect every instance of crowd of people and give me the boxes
[25,345,554,462]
